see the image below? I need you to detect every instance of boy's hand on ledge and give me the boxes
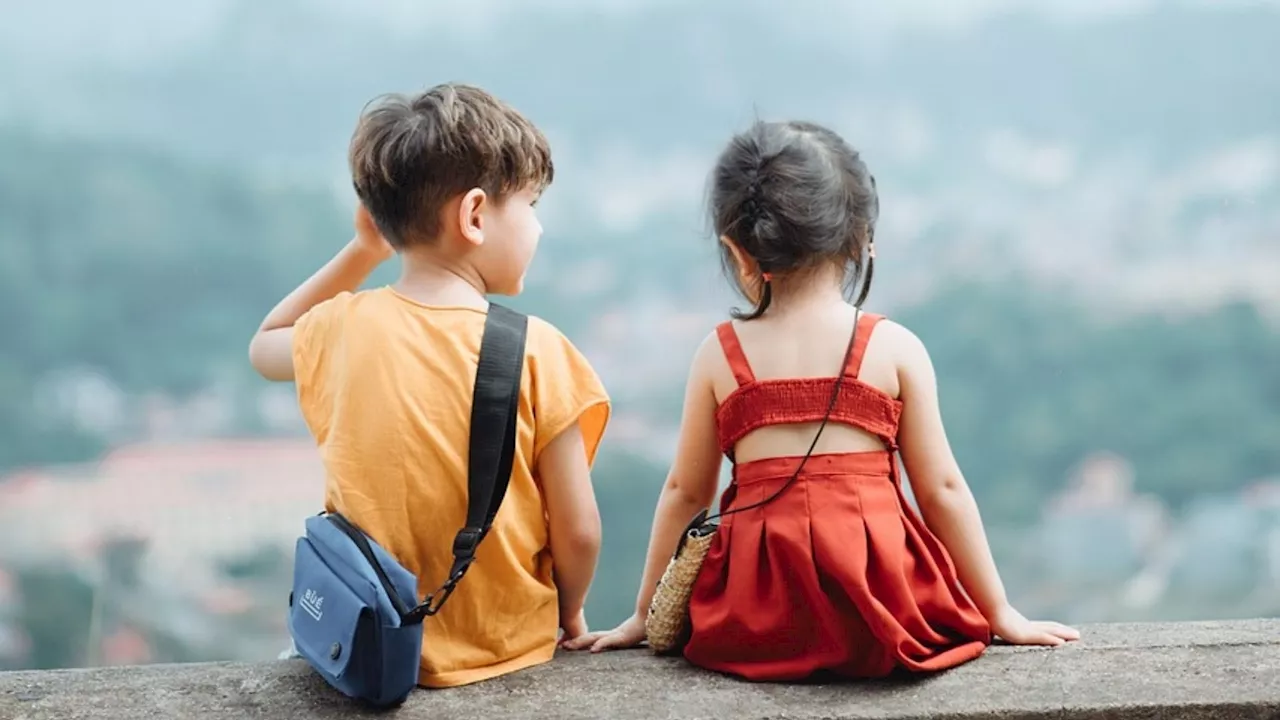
[558,608,589,648]
[562,612,646,653]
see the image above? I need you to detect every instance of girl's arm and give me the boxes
[564,334,724,652]
[892,322,1078,646]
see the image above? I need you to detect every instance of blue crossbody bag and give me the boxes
[286,303,527,707]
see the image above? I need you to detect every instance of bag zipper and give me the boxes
[325,513,419,624]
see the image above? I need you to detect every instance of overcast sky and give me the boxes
[5,0,1279,68]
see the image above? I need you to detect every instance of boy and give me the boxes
[248,83,610,688]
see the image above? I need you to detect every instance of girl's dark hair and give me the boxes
[710,120,879,320]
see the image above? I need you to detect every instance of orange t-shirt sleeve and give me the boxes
[527,317,611,468]
[291,292,351,443]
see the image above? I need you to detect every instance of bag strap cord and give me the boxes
[675,309,862,556]
[406,303,527,623]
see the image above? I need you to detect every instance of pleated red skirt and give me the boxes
[683,451,992,681]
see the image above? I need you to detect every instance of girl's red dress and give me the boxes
[683,313,992,681]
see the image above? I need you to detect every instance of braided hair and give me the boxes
[709,120,879,320]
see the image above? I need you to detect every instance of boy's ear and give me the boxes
[457,188,488,247]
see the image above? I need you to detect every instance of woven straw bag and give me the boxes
[645,512,717,653]
[643,309,863,655]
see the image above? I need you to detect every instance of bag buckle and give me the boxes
[452,527,485,561]
[406,527,488,623]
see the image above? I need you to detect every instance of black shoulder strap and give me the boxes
[411,302,527,620]
[457,303,526,563]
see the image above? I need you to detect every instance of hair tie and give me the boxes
[761,272,773,283]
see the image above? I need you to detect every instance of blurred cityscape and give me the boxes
[2,0,1279,670]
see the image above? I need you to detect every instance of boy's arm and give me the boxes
[563,332,722,652]
[248,208,393,381]
[537,421,602,630]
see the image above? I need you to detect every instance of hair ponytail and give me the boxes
[732,273,773,321]
[850,233,876,308]
[851,175,879,308]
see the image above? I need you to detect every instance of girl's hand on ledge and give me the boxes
[990,604,1081,646]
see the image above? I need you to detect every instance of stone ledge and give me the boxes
[2,620,1279,720]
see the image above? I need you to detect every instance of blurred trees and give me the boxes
[1,130,1277,526]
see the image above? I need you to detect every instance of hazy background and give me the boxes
[2,0,1279,669]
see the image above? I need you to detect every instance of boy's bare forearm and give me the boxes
[539,424,603,623]
[916,484,1008,618]
[552,534,600,619]
[258,239,385,332]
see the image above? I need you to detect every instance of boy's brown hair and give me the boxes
[349,82,554,249]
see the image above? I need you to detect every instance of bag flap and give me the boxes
[288,536,373,679]
[304,513,419,623]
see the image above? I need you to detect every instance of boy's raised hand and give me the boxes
[354,203,395,262]
[247,204,396,382]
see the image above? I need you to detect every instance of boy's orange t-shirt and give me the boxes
[291,287,610,688]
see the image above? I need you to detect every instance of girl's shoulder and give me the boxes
[864,315,927,358]
[872,317,931,360]
[861,317,939,400]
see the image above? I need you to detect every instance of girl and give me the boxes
[566,120,1079,680]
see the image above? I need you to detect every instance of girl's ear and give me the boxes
[719,234,759,286]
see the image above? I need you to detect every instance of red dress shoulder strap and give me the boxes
[716,321,756,387]
[843,312,885,379]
